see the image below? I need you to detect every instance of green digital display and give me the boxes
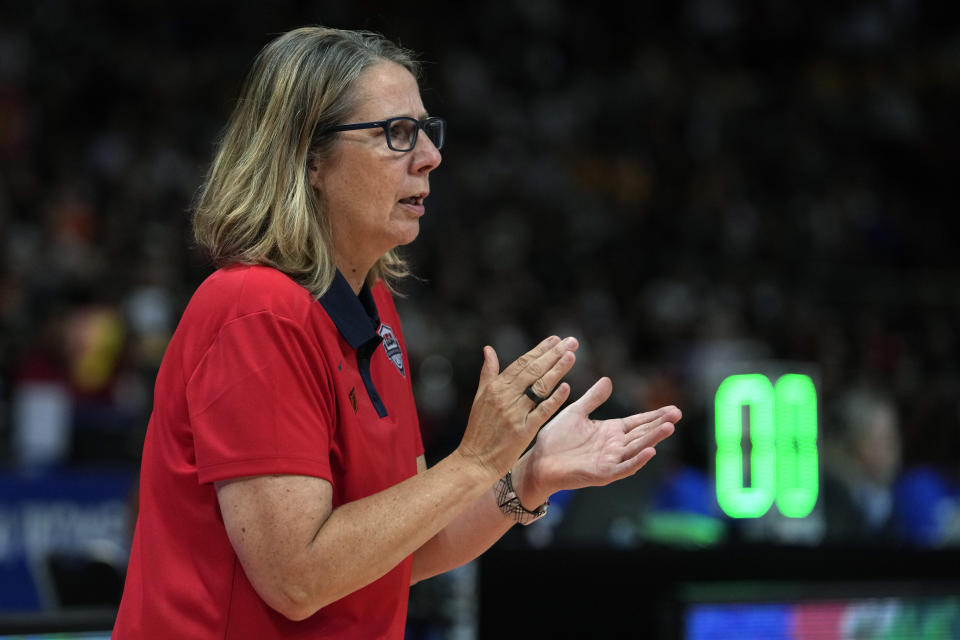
[773,374,819,518]
[714,373,819,519]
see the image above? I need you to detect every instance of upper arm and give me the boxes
[189,311,335,485]
[215,474,333,619]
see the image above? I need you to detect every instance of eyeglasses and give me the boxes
[324,116,446,152]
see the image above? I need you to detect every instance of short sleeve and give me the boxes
[186,310,335,485]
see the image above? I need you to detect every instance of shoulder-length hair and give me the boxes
[193,26,420,296]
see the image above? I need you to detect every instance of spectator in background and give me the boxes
[822,387,902,543]
[9,307,73,469]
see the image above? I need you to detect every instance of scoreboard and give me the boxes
[714,372,819,519]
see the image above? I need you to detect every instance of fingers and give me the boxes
[500,335,561,383]
[624,420,676,450]
[494,335,578,413]
[621,405,682,434]
[505,336,579,390]
[527,381,572,427]
[613,408,680,482]
[517,337,578,413]
[527,348,576,403]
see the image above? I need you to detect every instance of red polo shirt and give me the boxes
[114,264,423,639]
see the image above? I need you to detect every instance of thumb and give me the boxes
[478,345,500,387]
[572,376,613,415]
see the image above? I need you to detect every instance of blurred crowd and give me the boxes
[1,0,959,565]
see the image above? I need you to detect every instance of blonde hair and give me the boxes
[193,26,420,296]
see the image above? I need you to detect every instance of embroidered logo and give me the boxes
[348,387,358,413]
[377,323,405,377]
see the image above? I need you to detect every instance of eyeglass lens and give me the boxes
[388,118,445,151]
[421,118,444,150]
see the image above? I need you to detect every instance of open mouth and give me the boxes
[399,193,427,206]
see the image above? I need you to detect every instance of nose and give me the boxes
[410,133,442,174]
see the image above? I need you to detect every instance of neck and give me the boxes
[342,269,366,295]
[336,253,373,295]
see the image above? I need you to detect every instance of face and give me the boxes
[853,406,901,486]
[310,61,442,278]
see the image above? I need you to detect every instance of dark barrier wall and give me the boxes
[479,547,960,638]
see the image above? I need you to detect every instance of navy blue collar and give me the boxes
[318,270,381,350]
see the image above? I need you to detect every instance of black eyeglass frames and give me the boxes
[323,116,446,152]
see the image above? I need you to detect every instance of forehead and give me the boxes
[349,61,425,120]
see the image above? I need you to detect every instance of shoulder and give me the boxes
[193,264,315,324]
[169,265,322,380]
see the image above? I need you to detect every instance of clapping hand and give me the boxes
[522,377,681,498]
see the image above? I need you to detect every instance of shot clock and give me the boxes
[714,373,819,519]
[705,363,824,542]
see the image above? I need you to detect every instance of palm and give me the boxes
[530,377,680,493]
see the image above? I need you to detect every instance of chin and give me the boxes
[395,223,421,246]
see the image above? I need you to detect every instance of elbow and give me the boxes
[252,574,327,622]
[243,555,346,621]
[278,604,317,623]
[268,585,322,622]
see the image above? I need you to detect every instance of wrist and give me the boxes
[511,452,552,508]
[494,469,549,525]
[449,447,501,488]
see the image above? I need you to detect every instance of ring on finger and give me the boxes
[524,384,548,406]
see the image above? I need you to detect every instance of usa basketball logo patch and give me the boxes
[378,324,405,377]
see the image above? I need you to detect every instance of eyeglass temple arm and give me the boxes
[324,121,388,133]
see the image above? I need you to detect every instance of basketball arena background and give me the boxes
[1,1,959,638]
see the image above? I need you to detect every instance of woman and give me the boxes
[112,26,680,639]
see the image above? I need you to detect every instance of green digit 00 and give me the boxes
[715,373,819,519]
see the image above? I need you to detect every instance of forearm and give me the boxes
[410,452,551,584]
[276,452,496,618]
[224,337,580,620]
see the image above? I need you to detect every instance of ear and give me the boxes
[307,158,323,191]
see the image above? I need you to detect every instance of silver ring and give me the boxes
[524,385,547,405]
